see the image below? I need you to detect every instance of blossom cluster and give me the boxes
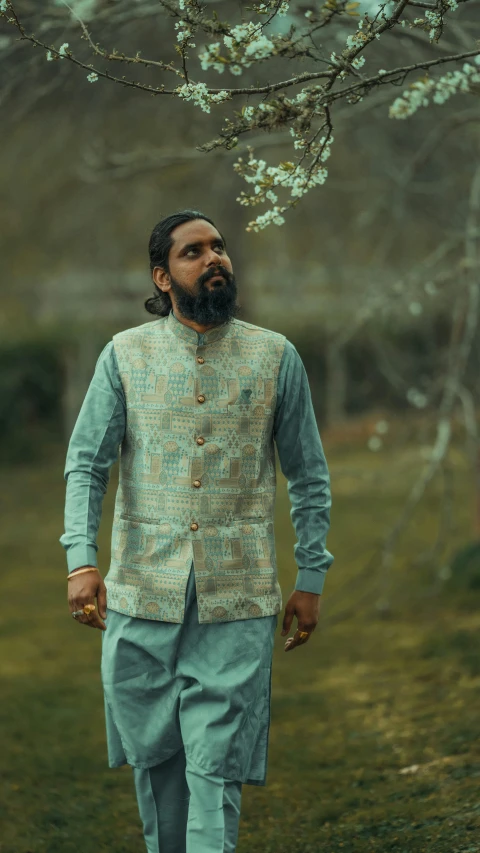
[389,57,480,119]
[46,42,70,61]
[199,19,278,76]
[175,19,196,48]
[255,1,289,15]
[173,82,230,113]
[233,134,334,230]
[246,208,286,231]
[424,9,442,41]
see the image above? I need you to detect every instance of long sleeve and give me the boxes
[59,341,126,574]
[273,339,334,595]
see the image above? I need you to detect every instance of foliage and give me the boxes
[0,339,63,463]
[1,0,479,230]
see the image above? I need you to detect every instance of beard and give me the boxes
[168,266,240,326]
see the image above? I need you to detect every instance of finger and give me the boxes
[284,629,311,652]
[71,598,106,631]
[97,582,108,620]
[85,604,107,631]
[281,609,294,636]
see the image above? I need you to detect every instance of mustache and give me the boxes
[198,267,233,287]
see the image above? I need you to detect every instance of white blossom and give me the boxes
[46,50,54,61]
[0,0,9,11]
[227,22,258,46]
[233,134,334,220]
[257,1,287,11]
[59,42,69,57]
[198,42,224,74]
[174,82,229,113]
[352,55,366,70]
[247,207,286,232]
[244,34,275,60]
[175,20,194,43]
[266,189,278,202]
[87,72,98,82]
[230,64,243,76]
[346,33,365,50]
[389,63,480,119]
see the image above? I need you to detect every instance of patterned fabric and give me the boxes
[59,309,335,619]
[107,310,286,623]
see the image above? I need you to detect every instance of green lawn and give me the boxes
[1,430,479,853]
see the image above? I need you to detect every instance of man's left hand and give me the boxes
[281,590,321,652]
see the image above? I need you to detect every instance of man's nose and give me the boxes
[206,248,223,266]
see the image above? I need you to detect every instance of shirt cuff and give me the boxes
[66,544,98,574]
[295,568,327,595]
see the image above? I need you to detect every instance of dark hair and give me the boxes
[145,209,226,317]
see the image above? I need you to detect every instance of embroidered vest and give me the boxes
[104,309,287,623]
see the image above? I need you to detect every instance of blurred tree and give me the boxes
[1,0,479,231]
[1,0,479,608]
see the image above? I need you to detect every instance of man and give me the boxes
[60,209,334,853]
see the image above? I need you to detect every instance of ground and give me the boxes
[1,413,479,852]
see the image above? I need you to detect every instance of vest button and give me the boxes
[197,356,205,364]
[190,522,199,531]
[193,479,202,488]
[197,395,206,403]
[196,437,205,445]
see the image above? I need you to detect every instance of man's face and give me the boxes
[153,219,239,326]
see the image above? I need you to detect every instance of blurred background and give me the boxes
[1,1,480,851]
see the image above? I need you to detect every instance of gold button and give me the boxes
[190,522,199,531]
[197,356,205,364]
[196,437,205,445]
[197,395,206,404]
[193,479,202,488]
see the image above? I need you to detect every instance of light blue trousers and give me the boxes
[133,746,243,853]
[102,560,275,851]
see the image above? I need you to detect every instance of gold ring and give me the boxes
[83,604,96,616]
[297,631,309,640]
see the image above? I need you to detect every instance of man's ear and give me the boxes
[153,266,170,291]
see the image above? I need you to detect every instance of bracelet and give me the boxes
[68,567,99,580]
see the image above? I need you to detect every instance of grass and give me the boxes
[1,419,479,853]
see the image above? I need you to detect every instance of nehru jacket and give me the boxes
[60,309,333,624]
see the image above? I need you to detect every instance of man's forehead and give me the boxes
[172,220,222,249]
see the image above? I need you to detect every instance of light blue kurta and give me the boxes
[101,559,277,785]
[60,312,334,786]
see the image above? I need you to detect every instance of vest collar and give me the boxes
[167,308,232,346]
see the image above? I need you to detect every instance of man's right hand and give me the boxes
[68,566,108,630]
